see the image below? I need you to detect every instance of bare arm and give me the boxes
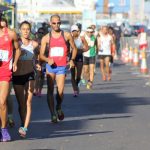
[110,36,116,57]
[94,37,98,54]
[65,32,77,68]
[81,36,89,52]
[97,36,101,51]
[39,35,54,65]
[11,31,21,72]
[67,32,77,60]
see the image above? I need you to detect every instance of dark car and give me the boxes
[132,25,147,36]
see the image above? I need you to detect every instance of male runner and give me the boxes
[40,15,77,123]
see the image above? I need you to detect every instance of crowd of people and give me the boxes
[0,14,119,142]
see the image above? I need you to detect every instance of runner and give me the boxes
[40,15,77,123]
[97,25,113,81]
[34,27,45,97]
[83,27,97,89]
[108,26,116,73]
[12,21,40,138]
[0,16,21,142]
[70,25,88,97]
[0,17,15,127]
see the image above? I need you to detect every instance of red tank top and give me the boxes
[48,33,68,66]
[0,28,13,76]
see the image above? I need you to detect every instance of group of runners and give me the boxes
[0,14,117,142]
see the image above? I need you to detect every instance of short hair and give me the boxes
[50,15,60,21]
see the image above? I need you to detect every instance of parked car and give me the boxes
[132,25,147,36]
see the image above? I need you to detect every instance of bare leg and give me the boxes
[55,74,65,120]
[0,81,9,128]
[23,80,35,128]
[7,83,15,127]
[55,74,65,108]
[104,56,111,80]
[89,64,95,83]
[100,58,106,81]
[83,65,89,81]
[47,74,55,115]
[13,84,26,125]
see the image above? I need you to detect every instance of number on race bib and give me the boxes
[50,47,64,57]
[0,50,9,62]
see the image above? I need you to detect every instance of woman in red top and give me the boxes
[0,17,21,142]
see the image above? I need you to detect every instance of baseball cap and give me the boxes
[86,27,94,33]
[71,25,79,32]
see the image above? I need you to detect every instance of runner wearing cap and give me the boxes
[83,27,97,89]
[70,25,88,96]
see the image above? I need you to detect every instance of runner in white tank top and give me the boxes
[98,33,112,56]
[97,26,113,81]
[12,21,40,138]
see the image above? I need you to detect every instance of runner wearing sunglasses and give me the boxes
[40,15,77,123]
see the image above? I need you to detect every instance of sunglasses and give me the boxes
[38,31,44,34]
[52,22,61,25]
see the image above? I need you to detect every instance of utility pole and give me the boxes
[130,0,135,24]
[140,0,145,24]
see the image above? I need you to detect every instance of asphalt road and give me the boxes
[1,58,150,150]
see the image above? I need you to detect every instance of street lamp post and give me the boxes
[11,0,17,29]
[108,2,114,19]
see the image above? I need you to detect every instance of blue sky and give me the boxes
[96,0,130,13]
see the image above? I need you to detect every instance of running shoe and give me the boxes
[56,108,64,121]
[1,128,11,142]
[19,127,27,138]
[7,118,15,128]
[86,82,92,90]
[81,79,87,85]
[73,91,78,97]
[51,114,58,123]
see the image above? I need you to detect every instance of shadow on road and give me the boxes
[9,91,150,141]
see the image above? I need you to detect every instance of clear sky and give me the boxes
[96,0,130,13]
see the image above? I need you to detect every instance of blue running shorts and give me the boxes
[46,64,67,75]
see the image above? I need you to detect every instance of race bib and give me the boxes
[0,49,9,61]
[50,47,64,57]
